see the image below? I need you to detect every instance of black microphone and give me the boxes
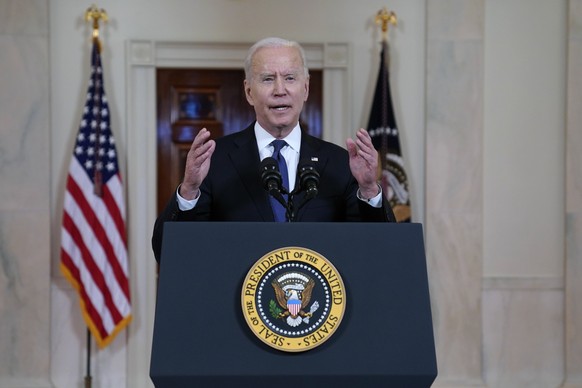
[260,157,282,193]
[297,160,320,200]
[260,157,287,210]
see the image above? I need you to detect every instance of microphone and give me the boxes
[259,157,287,211]
[297,160,320,202]
[259,157,282,194]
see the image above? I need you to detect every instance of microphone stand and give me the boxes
[286,188,317,222]
[286,192,295,222]
[268,185,295,222]
[269,185,317,223]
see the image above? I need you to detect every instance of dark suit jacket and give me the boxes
[152,124,396,262]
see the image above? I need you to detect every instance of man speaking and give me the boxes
[152,37,396,262]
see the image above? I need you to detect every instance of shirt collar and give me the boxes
[254,122,302,153]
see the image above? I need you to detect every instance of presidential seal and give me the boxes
[241,247,346,352]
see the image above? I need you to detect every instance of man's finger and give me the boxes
[191,128,211,149]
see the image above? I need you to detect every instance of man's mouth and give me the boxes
[270,105,291,111]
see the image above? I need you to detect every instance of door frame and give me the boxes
[124,40,351,387]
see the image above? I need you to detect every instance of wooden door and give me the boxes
[156,68,322,214]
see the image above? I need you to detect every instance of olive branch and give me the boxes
[269,300,283,319]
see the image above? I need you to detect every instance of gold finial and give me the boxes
[85,4,108,40]
[375,7,397,41]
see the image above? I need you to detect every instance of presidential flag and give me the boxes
[366,40,411,222]
[60,39,131,348]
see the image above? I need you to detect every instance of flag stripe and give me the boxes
[102,176,127,245]
[60,246,110,339]
[62,209,123,326]
[63,188,130,319]
[66,160,130,300]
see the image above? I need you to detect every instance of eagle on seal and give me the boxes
[272,272,318,327]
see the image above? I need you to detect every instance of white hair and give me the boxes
[244,37,309,81]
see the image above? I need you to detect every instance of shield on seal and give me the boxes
[287,299,301,316]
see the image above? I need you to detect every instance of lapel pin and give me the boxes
[311,157,319,162]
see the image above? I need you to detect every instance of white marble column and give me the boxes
[565,1,582,387]
[0,0,51,387]
[425,1,485,386]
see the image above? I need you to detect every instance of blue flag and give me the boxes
[366,41,411,222]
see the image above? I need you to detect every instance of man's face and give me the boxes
[244,46,309,137]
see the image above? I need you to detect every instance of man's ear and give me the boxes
[244,79,254,106]
[303,75,310,102]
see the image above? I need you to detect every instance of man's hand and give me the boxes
[346,128,380,199]
[179,128,216,200]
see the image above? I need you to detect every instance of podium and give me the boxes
[151,222,437,387]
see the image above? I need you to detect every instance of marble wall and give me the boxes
[566,1,582,386]
[0,0,51,387]
[424,1,579,387]
[425,1,485,385]
[483,278,564,387]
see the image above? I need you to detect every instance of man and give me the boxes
[152,37,396,262]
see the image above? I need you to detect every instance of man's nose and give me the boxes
[273,77,286,95]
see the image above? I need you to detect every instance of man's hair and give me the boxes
[244,37,309,81]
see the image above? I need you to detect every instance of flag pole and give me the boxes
[375,7,398,179]
[85,328,92,388]
[368,7,412,222]
[373,7,398,180]
[81,6,109,388]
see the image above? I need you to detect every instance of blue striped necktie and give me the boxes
[270,139,289,222]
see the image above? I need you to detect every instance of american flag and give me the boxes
[60,39,131,348]
[367,40,411,222]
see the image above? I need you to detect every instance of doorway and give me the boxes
[156,68,323,213]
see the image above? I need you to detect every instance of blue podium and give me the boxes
[150,222,437,387]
